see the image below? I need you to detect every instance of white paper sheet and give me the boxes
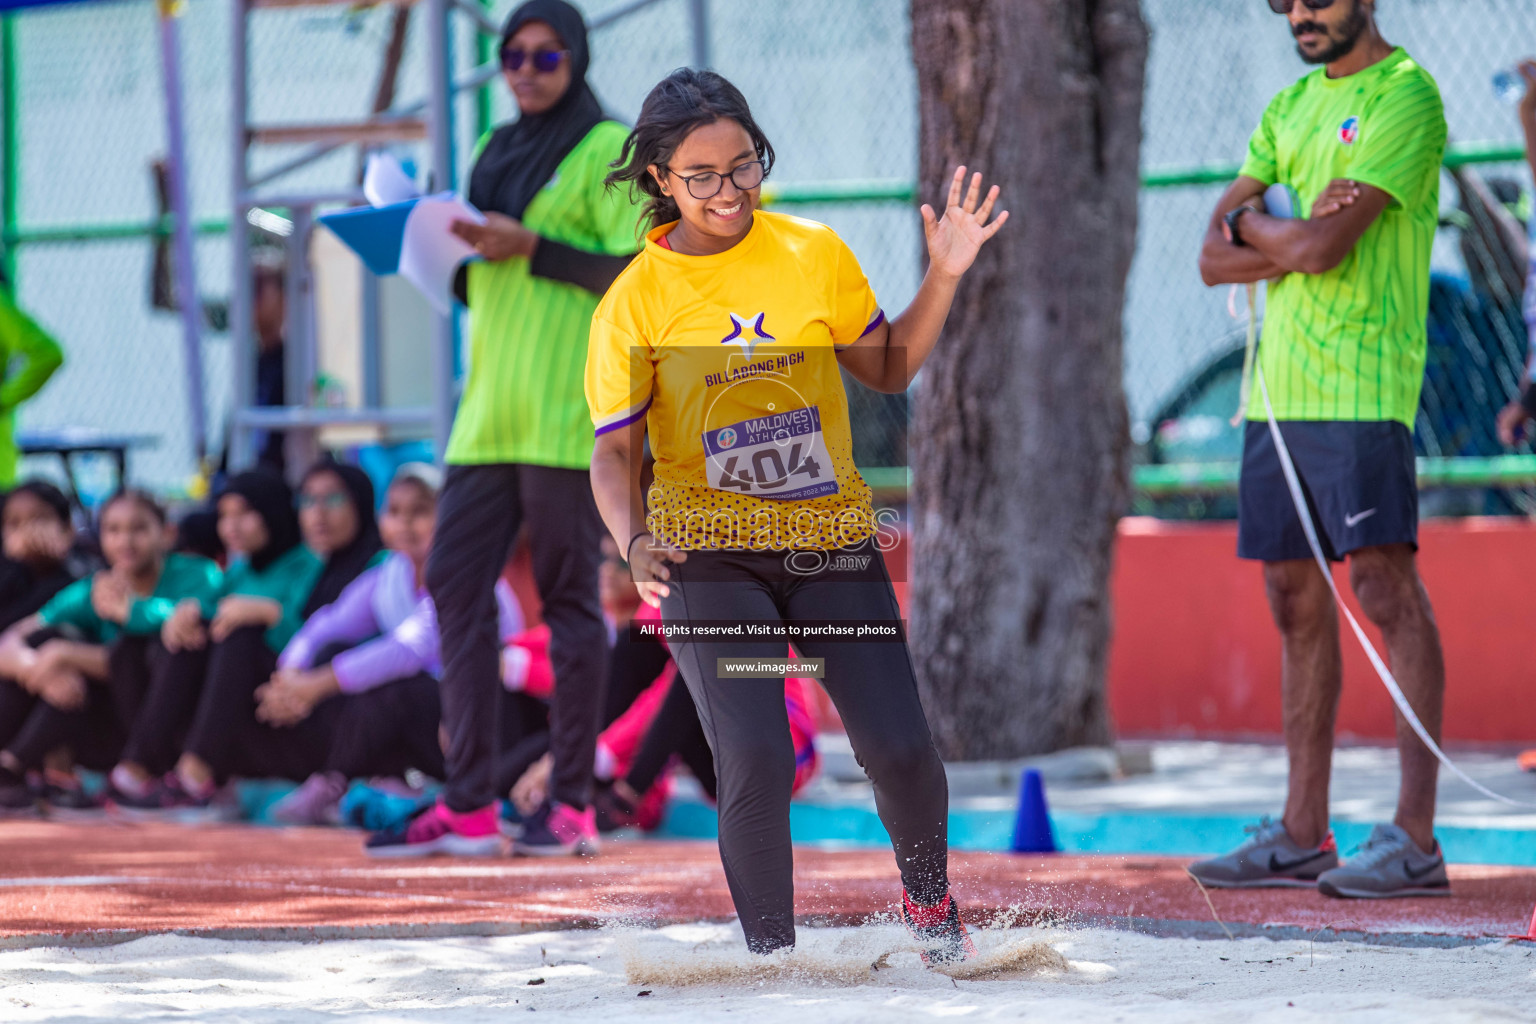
[398,192,485,316]
[363,153,420,207]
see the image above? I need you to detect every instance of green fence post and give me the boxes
[2,13,18,285]
[476,0,493,139]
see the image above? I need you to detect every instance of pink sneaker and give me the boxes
[512,801,600,857]
[365,799,503,858]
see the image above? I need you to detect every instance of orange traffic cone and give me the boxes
[1509,903,1536,942]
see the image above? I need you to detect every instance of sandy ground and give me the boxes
[2,922,1533,1023]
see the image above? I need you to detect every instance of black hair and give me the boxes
[174,507,225,563]
[100,488,167,525]
[4,480,70,527]
[606,68,775,231]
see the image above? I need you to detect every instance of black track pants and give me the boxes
[658,542,949,953]
[2,628,123,771]
[325,672,445,781]
[625,670,717,800]
[427,463,607,812]
[184,626,340,782]
[491,689,552,797]
[111,637,209,776]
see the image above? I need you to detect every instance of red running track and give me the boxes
[1,822,1532,946]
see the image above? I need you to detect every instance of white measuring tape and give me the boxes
[1245,281,1536,808]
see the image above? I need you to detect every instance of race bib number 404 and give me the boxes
[702,407,840,501]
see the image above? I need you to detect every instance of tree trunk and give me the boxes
[908,0,1147,759]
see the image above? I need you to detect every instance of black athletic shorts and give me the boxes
[1237,420,1418,563]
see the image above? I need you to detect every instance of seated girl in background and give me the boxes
[262,464,524,827]
[0,490,219,814]
[0,482,81,631]
[0,482,84,802]
[125,462,383,812]
[95,501,226,807]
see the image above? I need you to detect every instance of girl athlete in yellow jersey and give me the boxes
[586,69,1005,959]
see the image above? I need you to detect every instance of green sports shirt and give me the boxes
[209,545,324,652]
[1240,47,1447,427]
[0,288,64,488]
[446,120,644,467]
[39,553,222,646]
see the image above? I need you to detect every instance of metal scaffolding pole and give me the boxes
[157,0,207,469]
[228,0,253,471]
[688,0,710,68]
[425,0,457,458]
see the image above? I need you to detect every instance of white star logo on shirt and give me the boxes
[720,312,776,359]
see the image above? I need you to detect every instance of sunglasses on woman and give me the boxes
[666,160,766,201]
[1267,0,1337,11]
[500,47,568,74]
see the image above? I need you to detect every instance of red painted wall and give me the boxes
[1108,517,1536,743]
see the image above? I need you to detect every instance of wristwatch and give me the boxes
[1224,205,1255,247]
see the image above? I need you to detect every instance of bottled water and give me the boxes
[1493,69,1527,104]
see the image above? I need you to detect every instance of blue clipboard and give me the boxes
[318,200,418,276]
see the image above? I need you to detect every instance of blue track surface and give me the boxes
[655,797,1536,867]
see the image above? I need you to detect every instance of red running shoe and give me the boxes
[365,799,503,858]
[1518,749,1536,773]
[901,890,978,965]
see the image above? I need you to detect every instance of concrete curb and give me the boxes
[0,911,1505,953]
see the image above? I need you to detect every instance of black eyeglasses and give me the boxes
[665,160,766,201]
[1267,0,1337,12]
[500,47,569,73]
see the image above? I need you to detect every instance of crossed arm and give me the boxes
[0,614,108,711]
[1199,175,1393,286]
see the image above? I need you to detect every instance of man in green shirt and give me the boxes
[1190,0,1450,899]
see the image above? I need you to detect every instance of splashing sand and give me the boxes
[935,937,1071,979]
[621,922,1073,987]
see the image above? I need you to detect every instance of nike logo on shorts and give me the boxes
[1344,508,1378,528]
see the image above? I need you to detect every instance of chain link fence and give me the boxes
[0,0,1531,511]
[1134,0,1536,518]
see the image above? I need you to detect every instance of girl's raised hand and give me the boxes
[921,166,1008,279]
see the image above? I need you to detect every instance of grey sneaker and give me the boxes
[269,771,347,826]
[1187,816,1339,889]
[1316,823,1450,899]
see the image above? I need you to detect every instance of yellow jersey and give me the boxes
[585,211,886,552]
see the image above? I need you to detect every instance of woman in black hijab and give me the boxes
[221,470,302,572]
[369,0,640,857]
[297,459,382,618]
